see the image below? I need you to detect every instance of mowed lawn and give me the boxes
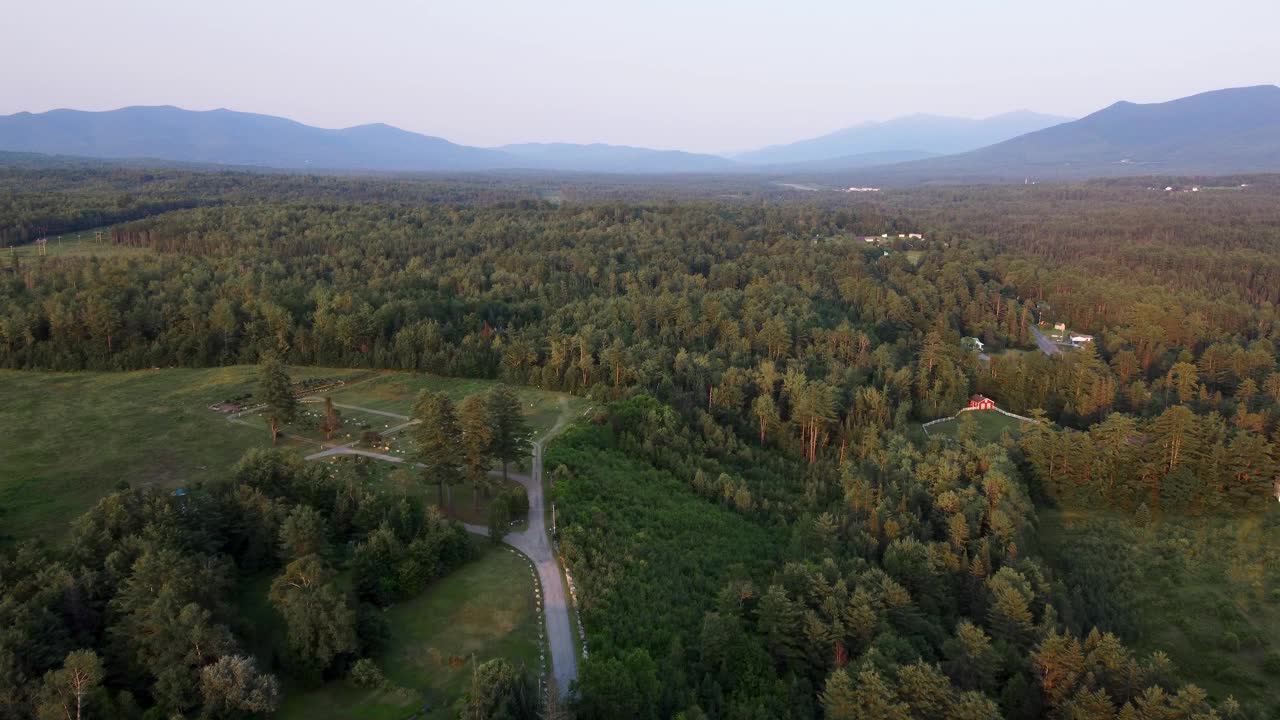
[0,366,365,543]
[272,544,543,720]
[1040,509,1280,712]
[925,409,1029,444]
[326,372,588,442]
[0,367,581,544]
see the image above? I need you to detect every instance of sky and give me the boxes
[4,0,1278,154]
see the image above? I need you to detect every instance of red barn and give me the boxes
[968,394,996,410]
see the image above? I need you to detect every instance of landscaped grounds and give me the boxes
[0,367,583,544]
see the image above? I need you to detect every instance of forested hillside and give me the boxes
[2,166,1278,718]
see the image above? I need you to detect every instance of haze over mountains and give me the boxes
[838,85,1280,182]
[733,111,1072,166]
[1,85,1278,180]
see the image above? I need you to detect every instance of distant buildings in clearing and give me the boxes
[858,232,925,243]
[845,187,881,192]
[1047,322,1094,348]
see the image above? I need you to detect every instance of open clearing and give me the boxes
[3,227,151,260]
[0,367,582,544]
[0,366,365,542]
[1040,509,1280,712]
[324,373,588,442]
[244,543,542,720]
[924,409,1028,444]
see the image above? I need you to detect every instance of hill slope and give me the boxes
[497,142,736,173]
[859,85,1280,181]
[0,106,511,171]
[736,110,1070,165]
[0,106,739,174]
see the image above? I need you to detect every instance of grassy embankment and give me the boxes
[924,409,1029,444]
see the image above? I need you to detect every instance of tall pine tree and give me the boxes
[410,390,464,508]
[487,385,531,481]
[256,353,297,446]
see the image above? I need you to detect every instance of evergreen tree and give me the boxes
[487,385,532,480]
[279,505,330,560]
[411,390,464,508]
[459,393,496,505]
[256,353,298,446]
[319,396,342,441]
[36,650,103,720]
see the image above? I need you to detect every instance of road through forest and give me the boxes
[272,396,582,698]
[1030,325,1063,356]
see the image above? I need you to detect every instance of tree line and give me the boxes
[0,442,484,719]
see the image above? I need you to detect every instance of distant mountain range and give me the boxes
[838,85,1280,182]
[0,106,510,172]
[2,86,1278,179]
[733,111,1072,166]
[496,142,735,173]
[0,106,732,174]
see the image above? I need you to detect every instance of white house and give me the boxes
[1070,334,1094,344]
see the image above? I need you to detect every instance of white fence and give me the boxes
[921,406,1039,437]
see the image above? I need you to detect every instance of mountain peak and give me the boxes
[857,85,1280,181]
[0,106,738,174]
[735,110,1071,166]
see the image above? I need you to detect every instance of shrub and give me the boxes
[1263,650,1280,677]
[1220,631,1241,652]
[503,485,530,517]
[349,658,385,689]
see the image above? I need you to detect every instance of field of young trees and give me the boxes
[2,165,1278,718]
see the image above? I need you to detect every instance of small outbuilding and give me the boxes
[968,394,996,410]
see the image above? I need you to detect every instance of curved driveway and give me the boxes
[482,435,578,699]
[294,398,580,698]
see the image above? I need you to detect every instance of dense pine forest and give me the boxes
[2,166,1279,719]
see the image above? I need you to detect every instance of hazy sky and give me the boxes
[4,0,1277,153]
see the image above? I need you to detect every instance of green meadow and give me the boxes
[269,543,544,720]
[924,409,1029,444]
[0,367,582,543]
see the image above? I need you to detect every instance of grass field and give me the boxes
[325,372,588,442]
[270,543,543,720]
[3,227,150,260]
[0,367,582,544]
[1040,509,1280,713]
[924,409,1028,444]
[0,366,367,542]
